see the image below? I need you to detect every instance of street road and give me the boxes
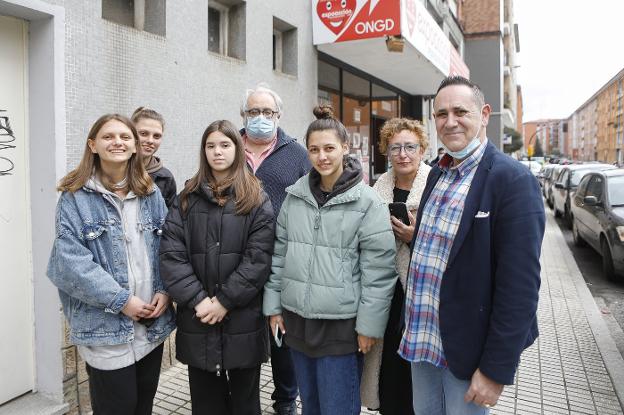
[551,208,624,358]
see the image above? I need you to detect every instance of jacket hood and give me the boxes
[287,157,364,208]
[84,174,135,199]
[84,172,154,198]
[309,156,363,206]
[194,180,235,206]
[144,155,163,174]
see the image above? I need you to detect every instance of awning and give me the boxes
[313,0,469,95]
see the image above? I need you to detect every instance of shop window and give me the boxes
[208,0,246,60]
[102,0,166,36]
[318,61,341,120]
[343,71,371,183]
[371,83,398,179]
[273,17,297,76]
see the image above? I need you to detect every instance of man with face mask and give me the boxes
[400,76,545,414]
[240,83,311,415]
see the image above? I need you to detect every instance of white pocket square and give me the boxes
[475,211,490,218]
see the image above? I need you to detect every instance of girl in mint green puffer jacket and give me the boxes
[263,105,398,415]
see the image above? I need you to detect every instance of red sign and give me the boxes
[449,46,470,78]
[312,0,401,45]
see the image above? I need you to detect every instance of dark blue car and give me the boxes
[571,169,624,281]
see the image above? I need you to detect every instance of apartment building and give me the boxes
[461,0,520,149]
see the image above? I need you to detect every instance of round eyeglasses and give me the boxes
[245,108,279,119]
[388,143,420,157]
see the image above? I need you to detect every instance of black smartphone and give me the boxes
[389,202,410,225]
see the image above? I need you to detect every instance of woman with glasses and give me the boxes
[361,118,431,415]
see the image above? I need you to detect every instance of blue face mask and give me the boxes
[246,116,276,142]
[445,111,484,160]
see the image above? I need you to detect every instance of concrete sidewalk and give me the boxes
[153,209,624,415]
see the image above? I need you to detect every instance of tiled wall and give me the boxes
[44,1,319,412]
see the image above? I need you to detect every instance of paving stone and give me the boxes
[149,213,624,415]
[152,405,172,415]
[157,400,182,412]
[162,395,186,406]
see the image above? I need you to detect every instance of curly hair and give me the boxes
[378,118,429,155]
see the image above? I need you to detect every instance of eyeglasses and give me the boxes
[388,143,420,157]
[245,108,279,119]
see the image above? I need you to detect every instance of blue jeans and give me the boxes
[411,362,489,415]
[290,349,363,415]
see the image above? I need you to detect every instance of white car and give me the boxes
[519,160,542,177]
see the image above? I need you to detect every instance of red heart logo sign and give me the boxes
[317,0,357,35]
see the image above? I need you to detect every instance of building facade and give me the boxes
[0,0,471,413]
[462,0,521,148]
[523,118,563,157]
[532,69,624,164]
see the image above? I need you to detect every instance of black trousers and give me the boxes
[85,343,164,415]
[269,327,298,409]
[379,283,414,415]
[188,365,261,415]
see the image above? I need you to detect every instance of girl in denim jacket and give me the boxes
[47,114,176,415]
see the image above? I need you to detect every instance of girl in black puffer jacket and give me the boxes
[160,120,275,415]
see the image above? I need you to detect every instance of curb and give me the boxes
[546,211,624,407]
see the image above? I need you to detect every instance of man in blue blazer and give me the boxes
[399,76,545,414]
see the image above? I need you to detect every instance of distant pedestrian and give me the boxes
[159,120,275,415]
[400,76,545,414]
[47,114,176,415]
[429,147,445,165]
[361,118,431,414]
[132,107,177,208]
[240,83,311,415]
[264,105,398,415]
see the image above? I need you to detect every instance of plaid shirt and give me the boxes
[399,140,487,366]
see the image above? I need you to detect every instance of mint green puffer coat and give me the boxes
[263,175,398,338]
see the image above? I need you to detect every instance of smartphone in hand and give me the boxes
[274,323,284,347]
[389,202,410,226]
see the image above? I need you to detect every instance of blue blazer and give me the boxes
[410,141,545,385]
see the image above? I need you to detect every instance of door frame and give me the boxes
[0,0,66,402]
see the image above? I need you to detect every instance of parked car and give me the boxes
[545,164,566,208]
[539,164,556,194]
[519,160,542,177]
[571,169,624,281]
[552,164,616,227]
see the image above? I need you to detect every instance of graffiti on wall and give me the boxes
[0,110,16,176]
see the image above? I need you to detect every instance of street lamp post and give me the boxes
[527,126,546,163]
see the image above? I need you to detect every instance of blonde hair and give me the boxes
[378,118,429,155]
[57,114,153,195]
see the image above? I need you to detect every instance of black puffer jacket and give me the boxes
[149,166,177,208]
[159,183,275,372]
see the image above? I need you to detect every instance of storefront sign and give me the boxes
[313,0,469,79]
[313,0,401,45]
[449,46,470,78]
[400,0,450,76]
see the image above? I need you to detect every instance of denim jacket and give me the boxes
[47,184,176,346]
